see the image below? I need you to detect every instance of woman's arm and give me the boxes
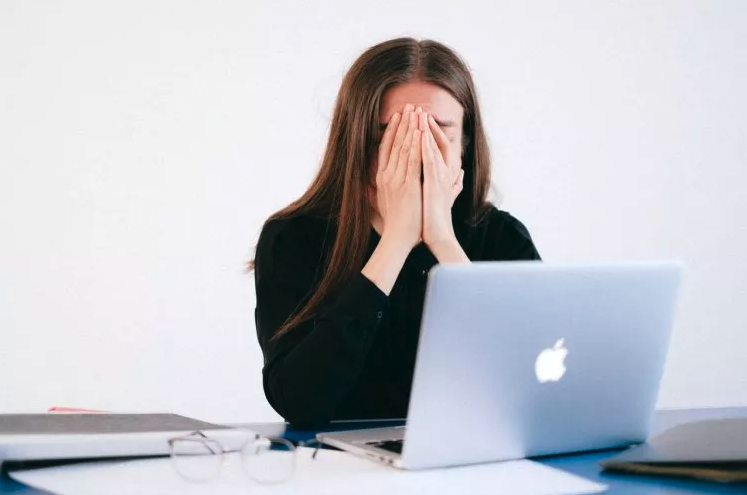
[256,108,423,428]
[361,235,411,294]
[254,223,409,428]
[429,238,471,263]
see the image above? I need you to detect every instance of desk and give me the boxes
[2,407,746,494]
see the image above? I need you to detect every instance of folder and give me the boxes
[600,418,747,483]
[0,413,250,465]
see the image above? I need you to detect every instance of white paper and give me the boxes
[10,447,607,495]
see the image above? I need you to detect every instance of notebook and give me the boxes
[600,418,747,483]
[0,413,249,464]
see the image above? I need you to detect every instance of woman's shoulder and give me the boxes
[464,203,540,260]
[475,203,534,240]
[256,213,333,269]
[259,213,323,243]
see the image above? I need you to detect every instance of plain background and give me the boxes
[1,1,745,423]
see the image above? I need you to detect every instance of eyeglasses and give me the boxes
[168,430,297,485]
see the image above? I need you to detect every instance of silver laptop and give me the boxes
[317,261,683,470]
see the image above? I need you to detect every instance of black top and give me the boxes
[253,205,541,428]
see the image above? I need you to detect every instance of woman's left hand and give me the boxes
[421,111,464,249]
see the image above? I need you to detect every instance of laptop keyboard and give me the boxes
[367,439,403,454]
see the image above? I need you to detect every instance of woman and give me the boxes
[252,38,540,428]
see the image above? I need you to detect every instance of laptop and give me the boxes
[317,261,683,470]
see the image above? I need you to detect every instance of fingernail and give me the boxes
[429,115,436,125]
[391,112,400,122]
[405,104,414,112]
[417,106,423,113]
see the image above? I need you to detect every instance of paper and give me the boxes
[10,447,607,495]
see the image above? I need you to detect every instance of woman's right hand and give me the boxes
[376,103,423,251]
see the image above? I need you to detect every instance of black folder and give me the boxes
[600,418,747,483]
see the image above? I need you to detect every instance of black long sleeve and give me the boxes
[254,217,390,428]
[254,206,540,428]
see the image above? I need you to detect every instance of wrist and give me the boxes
[428,236,469,264]
[379,231,417,259]
[426,233,458,253]
[362,233,413,296]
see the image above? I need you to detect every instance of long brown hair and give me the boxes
[250,37,493,338]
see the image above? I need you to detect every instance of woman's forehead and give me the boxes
[379,81,464,125]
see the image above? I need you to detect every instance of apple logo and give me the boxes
[534,339,568,383]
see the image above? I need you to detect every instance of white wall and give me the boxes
[1,1,745,423]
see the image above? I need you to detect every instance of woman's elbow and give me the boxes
[263,368,335,429]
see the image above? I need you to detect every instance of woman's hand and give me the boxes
[375,104,423,251]
[421,111,464,250]
[362,104,424,295]
[428,114,464,204]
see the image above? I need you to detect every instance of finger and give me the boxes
[407,129,422,182]
[428,115,457,179]
[377,112,401,174]
[385,105,414,178]
[422,123,437,181]
[427,128,449,180]
[428,115,450,157]
[394,109,419,183]
[454,169,465,189]
[452,169,465,204]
